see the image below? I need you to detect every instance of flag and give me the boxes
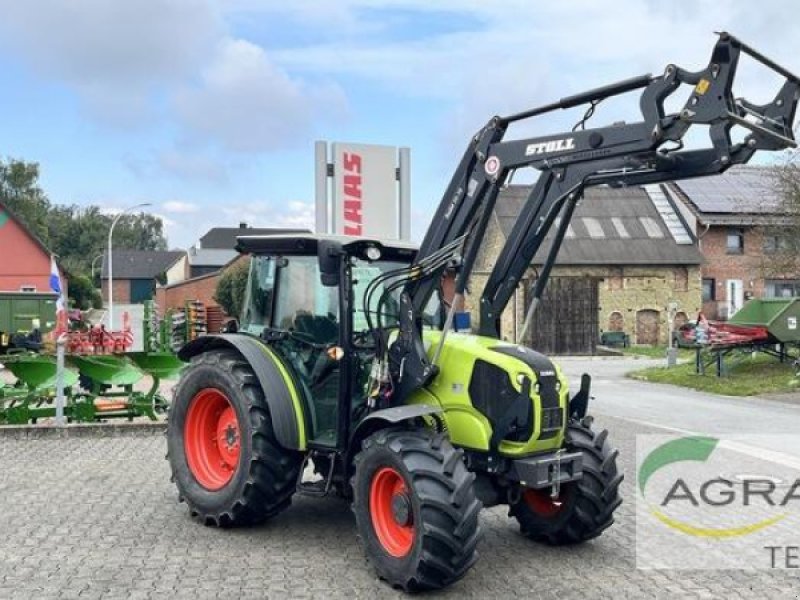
[49,255,62,296]
[50,255,67,337]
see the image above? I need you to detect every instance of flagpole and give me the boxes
[55,330,66,426]
[50,255,67,426]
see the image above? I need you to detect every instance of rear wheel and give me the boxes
[510,416,623,544]
[167,349,302,527]
[352,429,481,592]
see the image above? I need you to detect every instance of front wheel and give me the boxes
[352,429,481,592]
[510,416,623,544]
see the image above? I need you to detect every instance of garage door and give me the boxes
[130,279,154,303]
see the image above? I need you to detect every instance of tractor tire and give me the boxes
[167,349,302,527]
[510,416,623,545]
[352,429,481,592]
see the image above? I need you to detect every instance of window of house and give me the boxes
[726,228,744,254]
[20,286,36,293]
[639,217,664,238]
[611,217,630,238]
[702,278,716,302]
[554,217,576,239]
[764,233,795,253]
[582,217,605,238]
[765,280,800,298]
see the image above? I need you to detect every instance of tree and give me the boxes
[68,274,100,311]
[0,159,51,245]
[214,258,251,318]
[1,157,168,280]
[759,162,800,282]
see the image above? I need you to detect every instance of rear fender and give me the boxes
[179,334,307,450]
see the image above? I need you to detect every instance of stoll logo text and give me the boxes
[635,435,800,570]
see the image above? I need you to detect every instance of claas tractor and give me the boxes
[167,33,799,591]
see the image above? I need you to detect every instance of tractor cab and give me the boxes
[235,234,420,448]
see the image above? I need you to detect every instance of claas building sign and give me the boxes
[315,141,411,241]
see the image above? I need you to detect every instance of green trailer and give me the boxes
[729,298,800,343]
[0,292,57,351]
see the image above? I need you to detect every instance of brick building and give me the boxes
[155,270,223,313]
[667,166,800,320]
[189,223,308,277]
[0,200,65,292]
[471,185,702,350]
[155,255,249,332]
[100,250,185,304]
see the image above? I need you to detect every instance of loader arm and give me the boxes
[388,32,800,402]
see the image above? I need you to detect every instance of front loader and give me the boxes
[167,33,800,591]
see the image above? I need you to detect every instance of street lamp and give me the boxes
[107,202,151,329]
[91,253,104,284]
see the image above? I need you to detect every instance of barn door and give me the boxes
[524,277,599,355]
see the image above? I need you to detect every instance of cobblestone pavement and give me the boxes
[1,415,798,599]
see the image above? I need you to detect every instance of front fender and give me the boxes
[349,404,442,455]
[179,334,307,450]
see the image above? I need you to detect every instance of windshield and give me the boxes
[351,258,443,337]
[351,258,405,334]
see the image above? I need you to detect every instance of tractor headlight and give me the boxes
[365,246,382,261]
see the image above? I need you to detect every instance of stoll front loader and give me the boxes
[168,33,799,591]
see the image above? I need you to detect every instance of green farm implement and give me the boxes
[0,352,78,424]
[0,351,184,424]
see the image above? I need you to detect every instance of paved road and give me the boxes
[1,423,798,598]
[558,356,800,458]
[2,357,800,598]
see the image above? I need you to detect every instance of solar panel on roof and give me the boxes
[677,167,781,213]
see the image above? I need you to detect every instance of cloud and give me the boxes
[157,150,230,183]
[172,38,346,153]
[263,0,800,145]
[219,199,314,230]
[162,200,199,214]
[0,0,222,125]
[123,149,231,184]
[276,201,315,228]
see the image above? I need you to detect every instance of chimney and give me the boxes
[239,222,248,229]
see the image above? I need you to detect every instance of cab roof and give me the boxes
[235,233,418,262]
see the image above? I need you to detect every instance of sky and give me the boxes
[1,0,798,249]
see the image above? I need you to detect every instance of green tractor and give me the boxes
[167,33,799,591]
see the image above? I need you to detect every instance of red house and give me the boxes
[0,200,64,292]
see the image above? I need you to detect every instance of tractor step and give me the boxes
[296,451,337,497]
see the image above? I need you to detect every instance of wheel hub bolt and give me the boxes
[391,493,412,526]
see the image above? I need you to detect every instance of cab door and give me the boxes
[271,255,343,448]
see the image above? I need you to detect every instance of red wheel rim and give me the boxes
[184,388,241,490]
[369,467,414,557]
[523,488,565,518]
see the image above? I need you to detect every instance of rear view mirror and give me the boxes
[318,240,343,287]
